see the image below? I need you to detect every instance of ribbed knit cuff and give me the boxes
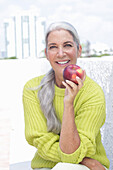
[58,142,87,164]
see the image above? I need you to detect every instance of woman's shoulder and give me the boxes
[23,74,45,99]
[85,76,103,90]
[83,75,105,100]
[24,74,45,89]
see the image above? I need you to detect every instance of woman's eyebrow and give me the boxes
[48,41,74,47]
[48,43,56,46]
[64,41,74,45]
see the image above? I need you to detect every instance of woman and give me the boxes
[23,21,110,170]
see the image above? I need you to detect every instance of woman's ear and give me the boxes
[45,48,48,60]
[77,45,82,58]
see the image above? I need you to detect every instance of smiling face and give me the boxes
[45,29,82,87]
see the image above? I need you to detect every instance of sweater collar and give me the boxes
[55,84,65,97]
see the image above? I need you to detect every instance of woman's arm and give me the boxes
[23,81,61,163]
[59,102,80,154]
[60,75,85,154]
[58,74,107,169]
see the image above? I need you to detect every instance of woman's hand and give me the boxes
[62,70,86,105]
[80,157,106,170]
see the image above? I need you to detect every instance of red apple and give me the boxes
[63,64,84,85]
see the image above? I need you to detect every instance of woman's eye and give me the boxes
[64,44,72,47]
[49,46,57,49]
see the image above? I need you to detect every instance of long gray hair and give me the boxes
[38,21,80,134]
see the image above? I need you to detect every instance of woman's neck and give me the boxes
[55,76,65,88]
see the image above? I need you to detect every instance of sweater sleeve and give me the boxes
[58,104,105,163]
[58,82,106,163]
[23,81,61,163]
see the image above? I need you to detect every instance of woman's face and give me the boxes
[45,29,82,87]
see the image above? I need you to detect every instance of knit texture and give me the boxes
[23,75,110,169]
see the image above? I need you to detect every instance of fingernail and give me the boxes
[66,80,69,83]
[76,76,80,79]
[62,81,65,84]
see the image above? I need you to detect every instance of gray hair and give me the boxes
[45,21,80,50]
[38,21,80,134]
[38,69,61,134]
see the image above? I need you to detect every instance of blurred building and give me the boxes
[3,12,46,59]
[81,40,91,57]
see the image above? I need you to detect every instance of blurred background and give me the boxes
[0,0,113,59]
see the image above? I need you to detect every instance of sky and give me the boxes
[0,0,113,51]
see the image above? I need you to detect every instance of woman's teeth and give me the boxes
[57,60,69,64]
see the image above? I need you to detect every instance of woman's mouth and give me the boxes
[56,60,70,65]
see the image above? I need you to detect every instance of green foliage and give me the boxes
[90,54,101,58]
[81,53,111,58]
[39,49,46,58]
[98,53,110,57]
[0,56,17,60]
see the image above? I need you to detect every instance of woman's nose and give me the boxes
[57,47,64,57]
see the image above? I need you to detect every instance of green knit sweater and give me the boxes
[23,75,110,169]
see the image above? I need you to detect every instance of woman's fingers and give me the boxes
[80,157,106,170]
[62,80,76,94]
[76,76,83,87]
[66,79,77,87]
